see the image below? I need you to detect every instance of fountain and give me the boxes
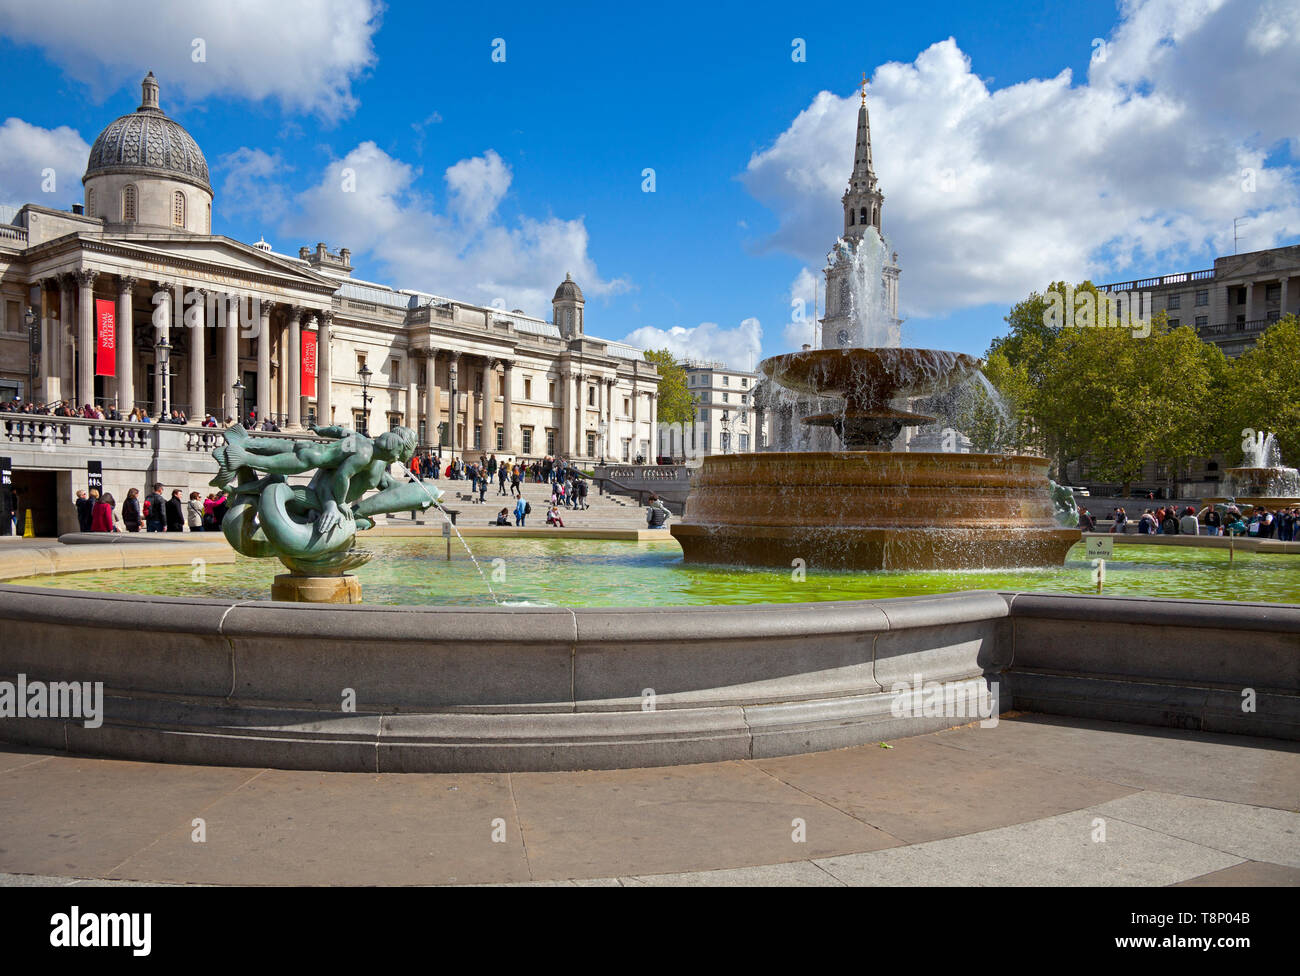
[671,227,1079,570]
[1205,429,1300,513]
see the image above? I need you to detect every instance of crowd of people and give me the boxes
[2,397,286,432]
[74,481,231,534]
[1092,503,1300,539]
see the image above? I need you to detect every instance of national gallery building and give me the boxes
[0,73,662,465]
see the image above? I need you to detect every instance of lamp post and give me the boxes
[598,419,608,465]
[24,307,38,405]
[358,362,372,436]
[232,378,245,427]
[721,409,731,455]
[156,337,172,420]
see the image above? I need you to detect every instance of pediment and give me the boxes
[100,233,337,293]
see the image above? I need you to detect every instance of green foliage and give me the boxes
[643,348,693,426]
[1219,315,1300,463]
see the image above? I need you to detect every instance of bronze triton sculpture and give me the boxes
[210,423,443,602]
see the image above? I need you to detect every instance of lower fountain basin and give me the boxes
[671,450,1079,570]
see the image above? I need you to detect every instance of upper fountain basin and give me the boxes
[760,348,981,410]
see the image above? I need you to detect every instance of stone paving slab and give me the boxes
[104,769,532,886]
[754,732,1136,844]
[509,760,901,882]
[1173,861,1300,886]
[928,714,1300,810]
[1090,791,1300,867]
[815,809,1244,886]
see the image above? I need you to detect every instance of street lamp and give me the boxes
[24,307,38,405]
[358,362,372,436]
[156,337,172,419]
[598,419,608,464]
[721,409,731,455]
[232,378,245,427]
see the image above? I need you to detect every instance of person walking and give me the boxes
[187,491,204,532]
[166,489,186,533]
[90,492,119,533]
[514,495,529,527]
[122,487,142,533]
[144,483,166,532]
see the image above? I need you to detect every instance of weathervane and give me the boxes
[861,71,867,104]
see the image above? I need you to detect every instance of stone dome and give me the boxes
[83,72,211,193]
[553,272,584,303]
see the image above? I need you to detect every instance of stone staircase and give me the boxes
[380,478,650,530]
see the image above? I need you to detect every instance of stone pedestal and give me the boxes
[272,573,362,604]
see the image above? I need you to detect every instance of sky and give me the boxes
[1,0,1297,369]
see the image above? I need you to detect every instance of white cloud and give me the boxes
[742,0,1300,320]
[781,267,821,351]
[0,117,90,210]
[623,318,763,371]
[216,148,292,227]
[0,0,381,122]
[242,141,627,317]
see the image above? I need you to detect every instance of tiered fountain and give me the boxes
[670,229,1079,571]
[1205,430,1300,513]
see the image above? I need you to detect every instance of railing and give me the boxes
[2,417,73,446]
[597,464,689,482]
[1098,269,1214,292]
[1198,318,1274,338]
[0,224,28,245]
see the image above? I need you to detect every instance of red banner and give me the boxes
[94,299,115,376]
[301,329,317,398]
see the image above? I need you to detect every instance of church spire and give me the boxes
[842,73,883,239]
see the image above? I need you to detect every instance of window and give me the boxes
[122,184,137,222]
[390,359,400,384]
[623,397,630,415]
[1195,315,1208,328]
[475,374,483,394]
[1268,310,1280,322]
[172,190,186,228]
[741,394,748,405]
[474,424,482,449]
[1265,284,1281,302]
[547,381,555,402]
[5,300,19,334]
[586,432,597,456]
[356,353,366,375]
[1195,289,1208,306]
[1166,293,1180,309]
[723,375,729,386]
[86,188,95,218]
[522,427,533,453]
[524,377,532,399]
[389,413,401,431]
[496,426,504,450]
[741,377,748,387]
[206,202,211,234]
[722,392,729,403]
[546,428,556,454]
[1168,318,1180,328]
[622,439,631,462]
[740,434,750,451]
[588,386,596,406]
[1236,288,1247,304]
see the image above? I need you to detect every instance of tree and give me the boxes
[643,348,693,426]
[1219,315,1300,463]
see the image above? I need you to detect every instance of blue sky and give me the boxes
[2,0,1297,366]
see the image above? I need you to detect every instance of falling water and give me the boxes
[405,471,501,604]
[836,227,900,349]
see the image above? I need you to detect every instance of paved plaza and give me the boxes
[1,714,1295,887]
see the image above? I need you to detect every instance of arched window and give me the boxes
[206,202,211,234]
[870,206,876,226]
[122,184,137,222]
[848,209,855,226]
[859,207,868,224]
[172,190,186,228]
[86,188,95,218]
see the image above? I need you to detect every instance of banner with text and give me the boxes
[301,329,317,399]
[94,299,115,376]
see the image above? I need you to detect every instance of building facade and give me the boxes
[0,74,660,467]
[682,361,762,456]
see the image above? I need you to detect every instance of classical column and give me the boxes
[501,360,514,453]
[275,316,287,423]
[424,350,440,449]
[189,288,207,422]
[559,370,572,457]
[648,392,658,457]
[256,300,272,424]
[1281,277,1291,321]
[58,274,76,402]
[446,352,460,456]
[153,280,173,418]
[223,292,239,421]
[479,358,491,451]
[1244,282,1255,324]
[405,375,417,433]
[316,309,333,427]
[115,276,135,412]
[286,305,303,428]
[74,269,98,408]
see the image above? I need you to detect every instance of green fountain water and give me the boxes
[12,538,1300,606]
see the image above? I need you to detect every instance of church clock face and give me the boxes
[836,329,851,347]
